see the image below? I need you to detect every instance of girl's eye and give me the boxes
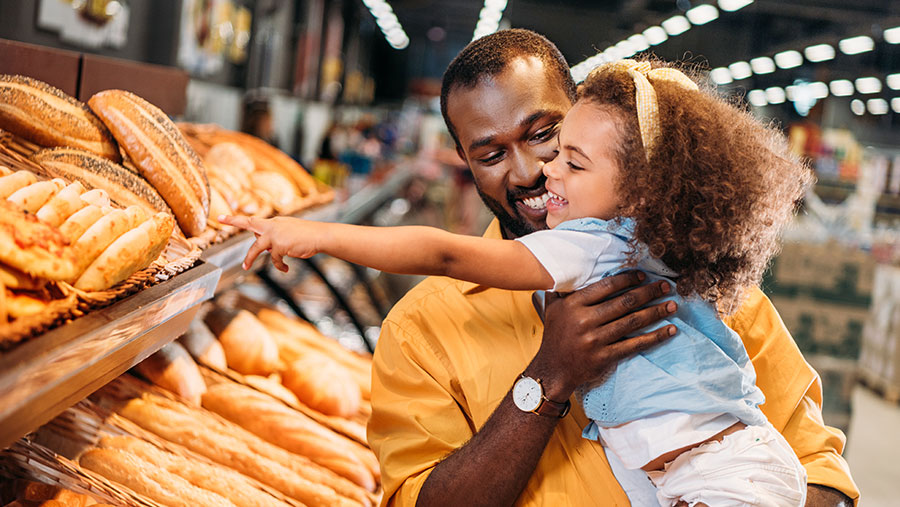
[567,161,584,171]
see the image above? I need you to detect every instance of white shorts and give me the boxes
[646,423,807,507]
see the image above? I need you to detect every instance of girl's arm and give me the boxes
[220,215,554,291]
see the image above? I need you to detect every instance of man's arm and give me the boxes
[416,273,677,506]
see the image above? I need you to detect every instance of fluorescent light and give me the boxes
[747,89,767,107]
[851,99,865,115]
[662,15,691,36]
[728,61,752,80]
[686,4,719,25]
[839,35,874,55]
[628,34,650,52]
[765,87,785,104]
[855,77,882,94]
[643,26,668,45]
[363,1,408,50]
[808,81,829,99]
[718,0,754,12]
[887,73,900,90]
[774,50,803,69]
[829,79,854,96]
[710,67,733,85]
[885,26,900,44]
[804,44,835,62]
[750,56,775,74]
[472,0,508,40]
[892,97,900,113]
[868,98,889,115]
[785,85,797,101]
[615,40,637,58]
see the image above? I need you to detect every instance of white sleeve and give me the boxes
[515,229,626,292]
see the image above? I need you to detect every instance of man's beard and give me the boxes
[475,184,545,239]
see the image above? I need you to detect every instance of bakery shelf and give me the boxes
[0,261,221,449]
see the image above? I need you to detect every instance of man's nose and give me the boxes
[508,154,542,187]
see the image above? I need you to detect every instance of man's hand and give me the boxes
[527,271,678,401]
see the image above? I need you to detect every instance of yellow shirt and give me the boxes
[368,220,859,506]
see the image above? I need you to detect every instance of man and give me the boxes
[367,29,857,506]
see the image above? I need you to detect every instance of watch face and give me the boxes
[513,377,543,412]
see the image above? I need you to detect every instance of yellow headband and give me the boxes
[589,59,698,158]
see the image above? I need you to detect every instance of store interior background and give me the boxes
[2,0,900,502]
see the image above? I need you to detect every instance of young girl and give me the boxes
[223,58,813,506]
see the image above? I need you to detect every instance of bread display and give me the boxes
[7,178,65,213]
[134,341,207,405]
[281,353,361,418]
[178,319,228,371]
[79,447,238,507]
[0,75,120,161]
[31,147,173,219]
[0,479,108,507]
[88,90,209,237]
[205,308,280,376]
[0,169,38,198]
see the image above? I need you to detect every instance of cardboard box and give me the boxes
[770,294,870,359]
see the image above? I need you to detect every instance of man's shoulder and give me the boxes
[381,276,469,337]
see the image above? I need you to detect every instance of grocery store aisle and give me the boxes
[845,385,900,505]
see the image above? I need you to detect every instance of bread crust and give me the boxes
[0,200,78,280]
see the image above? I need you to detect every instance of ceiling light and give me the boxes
[774,50,803,69]
[718,0,754,12]
[785,85,798,101]
[839,35,874,55]
[887,73,900,90]
[710,67,733,85]
[686,4,719,25]
[747,89,767,107]
[851,99,865,115]
[829,79,854,96]
[885,26,900,44]
[855,77,882,94]
[728,61,752,80]
[765,87,785,104]
[363,1,408,50]
[750,56,775,74]
[472,0,508,41]
[808,81,829,99]
[643,26,668,45]
[661,15,691,36]
[628,34,650,52]
[804,44,835,62]
[615,40,637,58]
[867,98,889,115]
[892,97,900,113]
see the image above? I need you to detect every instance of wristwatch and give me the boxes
[512,375,570,418]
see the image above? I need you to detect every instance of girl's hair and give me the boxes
[579,58,814,314]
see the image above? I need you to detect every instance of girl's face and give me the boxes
[543,101,623,228]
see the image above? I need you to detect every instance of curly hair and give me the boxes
[440,28,576,148]
[579,58,814,314]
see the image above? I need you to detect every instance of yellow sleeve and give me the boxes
[725,288,860,503]
[367,317,474,506]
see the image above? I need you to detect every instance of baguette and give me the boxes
[73,211,173,291]
[7,178,66,213]
[202,382,375,492]
[59,204,105,243]
[135,341,206,405]
[281,353,361,418]
[204,142,253,187]
[31,147,173,218]
[35,181,86,227]
[178,319,227,370]
[118,396,359,507]
[0,75,120,161]
[69,207,139,277]
[88,90,209,236]
[79,448,238,507]
[98,436,292,507]
[0,170,37,199]
[0,200,78,280]
[209,309,280,376]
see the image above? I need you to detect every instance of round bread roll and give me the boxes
[281,353,361,418]
[215,310,280,376]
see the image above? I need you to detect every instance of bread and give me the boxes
[34,181,87,227]
[282,353,361,418]
[69,207,140,277]
[203,382,375,493]
[0,263,43,291]
[88,90,209,237]
[204,143,253,187]
[7,178,66,213]
[73,211,173,291]
[243,374,301,406]
[178,319,227,370]
[31,147,173,218]
[207,186,234,227]
[134,341,206,405]
[58,205,105,243]
[207,309,280,376]
[79,448,238,507]
[98,436,291,507]
[118,396,360,507]
[0,170,37,198]
[0,75,120,161]
[250,171,301,214]
[0,200,78,280]
[4,479,99,507]
[210,129,317,196]
[78,188,110,208]
[6,292,49,318]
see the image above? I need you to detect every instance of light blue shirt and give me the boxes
[516,217,767,432]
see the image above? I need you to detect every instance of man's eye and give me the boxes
[531,124,559,142]
[478,151,503,164]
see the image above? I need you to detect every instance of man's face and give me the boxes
[447,56,574,238]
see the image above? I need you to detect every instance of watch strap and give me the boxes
[534,396,571,418]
